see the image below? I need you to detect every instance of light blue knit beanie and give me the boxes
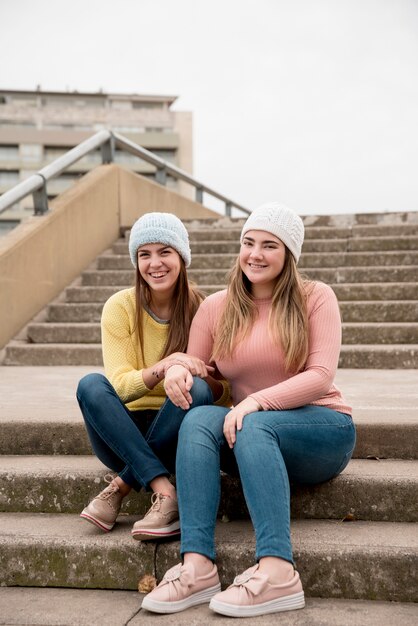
[129,212,191,267]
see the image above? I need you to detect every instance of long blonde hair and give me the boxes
[212,248,312,373]
[134,259,202,360]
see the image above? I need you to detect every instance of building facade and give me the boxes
[0,88,193,223]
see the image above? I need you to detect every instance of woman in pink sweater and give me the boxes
[142,203,356,618]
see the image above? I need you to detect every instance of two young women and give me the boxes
[142,203,356,618]
[77,212,227,539]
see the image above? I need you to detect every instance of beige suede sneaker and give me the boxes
[80,477,123,532]
[141,561,221,613]
[131,493,180,540]
[209,564,305,617]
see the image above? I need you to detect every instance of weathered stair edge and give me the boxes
[1,458,416,523]
[5,343,418,368]
[1,418,416,459]
[0,515,416,602]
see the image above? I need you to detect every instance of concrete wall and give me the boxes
[118,166,217,226]
[0,164,218,349]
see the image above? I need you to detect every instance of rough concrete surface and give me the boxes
[0,367,417,457]
[0,589,416,626]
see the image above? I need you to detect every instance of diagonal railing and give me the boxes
[0,130,250,218]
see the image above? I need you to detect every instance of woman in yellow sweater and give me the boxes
[76,212,225,539]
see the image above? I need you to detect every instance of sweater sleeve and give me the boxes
[101,292,150,403]
[250,283,342,410]
[187,295,231,407]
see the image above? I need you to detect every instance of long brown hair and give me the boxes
[212,248,312,373]
[134,258,202,360]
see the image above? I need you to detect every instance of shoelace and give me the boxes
[96,473,118,501]
[144,492,166,516]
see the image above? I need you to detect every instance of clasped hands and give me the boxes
[164,364,261,448]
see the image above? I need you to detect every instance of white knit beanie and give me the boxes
[129,212,191,267]
[241,202,304,263]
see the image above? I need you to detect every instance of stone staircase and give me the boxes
[0,212,417,622]
[3,214,418,369]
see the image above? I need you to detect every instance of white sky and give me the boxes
[1,0,417,215]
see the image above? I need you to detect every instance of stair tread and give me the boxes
[0,589,416,626]
[0,513,416,553]
[1,455,416,479]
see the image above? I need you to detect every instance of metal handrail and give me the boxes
[0,130,250,217]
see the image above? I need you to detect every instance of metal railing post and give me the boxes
[101,134,115,164]
[32,176,49,215]
[156,167,167,185]
[225,201,232,217]
[195,187,203,203]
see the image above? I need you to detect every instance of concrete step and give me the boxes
[0,367,416,459]
[98,251,418,271]
[349,235,418,251]
[187,266,418,285]
[5,343,418,368]
[2,409,417,460]
[81,266,418,287]
[184,223,418,241]
[4,343,103,366]
[339,345,418,368]
[28,323,101,344]
[342,323,418,344]
[0,513,416,601]
[112,235,418,256]
[64,282,418,303]
[1,590,416,626]
[45,301,418,324]
[66,285,126,303]
[0,456,416,523]
[26,322,418,345]
[331,282,418,302]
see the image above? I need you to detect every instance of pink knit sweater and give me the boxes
[187,281,352,415]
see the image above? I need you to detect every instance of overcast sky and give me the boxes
[1,0,417,215]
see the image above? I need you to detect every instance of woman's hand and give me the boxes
[164,354,214,378]
[145,353,214,389]
[164,364,194,410]
[223,397,261,448]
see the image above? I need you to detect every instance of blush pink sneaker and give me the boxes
[209,564,305,617]
[141,561,221,614]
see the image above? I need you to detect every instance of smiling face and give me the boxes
[137,243,182,297]
[239,230,286,297]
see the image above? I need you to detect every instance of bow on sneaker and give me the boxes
[209,564,305,618]
[131,492,180,541]
[141,562,221,614]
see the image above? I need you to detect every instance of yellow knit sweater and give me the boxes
[101,287,169,411]
[101,287,230,412]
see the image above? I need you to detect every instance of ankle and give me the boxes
[112,476,131,497]
[184,553,214,576]
[258,557,294,585]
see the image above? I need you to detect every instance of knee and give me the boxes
[189,377,213,405]
[235,413,273,445]
[179,405,226,443]
[76,373,108,405]
[180,406,208,437]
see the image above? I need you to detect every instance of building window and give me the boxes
[152,149,176,163]
[44,146,72,160]
[0,170,19,186]
[0,145,19,160]
[132,101,163,110]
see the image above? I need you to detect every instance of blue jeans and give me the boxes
[176,405,356,563]
[76,373,213,491]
